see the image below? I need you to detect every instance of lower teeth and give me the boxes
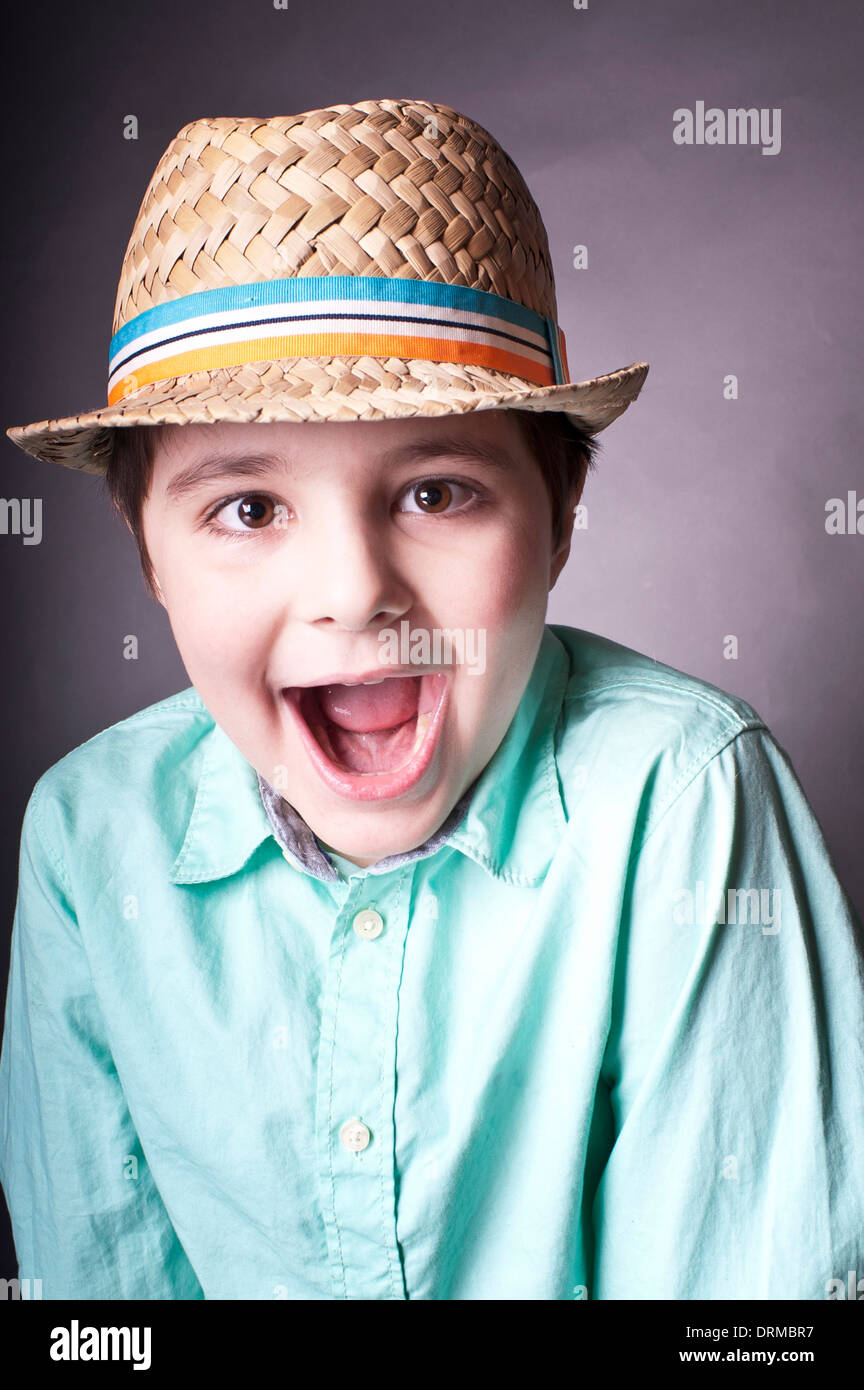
[412,712,431,752]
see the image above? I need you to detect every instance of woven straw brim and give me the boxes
[7,356,648,474]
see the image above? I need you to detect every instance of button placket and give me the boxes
[315,876,410,1299]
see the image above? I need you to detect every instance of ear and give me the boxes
[549,477,587,591]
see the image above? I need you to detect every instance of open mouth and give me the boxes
[282,672,449,801]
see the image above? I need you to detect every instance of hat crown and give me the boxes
[112,99,559,336]
[8,96,649,473]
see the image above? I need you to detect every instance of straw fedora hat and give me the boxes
[6,97,649,475]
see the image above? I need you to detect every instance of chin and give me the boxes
[303,784,455,863]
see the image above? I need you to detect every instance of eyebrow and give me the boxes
[165,454,285,502]
[164,433,515,501]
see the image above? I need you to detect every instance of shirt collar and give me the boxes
[445,624,569,884]
[169,625,570,887]
[257,770,479,882]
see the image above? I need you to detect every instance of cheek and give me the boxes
[466,513,551,626]
[160,562,271,682]
[448,518,551,725]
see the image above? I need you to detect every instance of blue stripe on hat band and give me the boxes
[109,276,568,386]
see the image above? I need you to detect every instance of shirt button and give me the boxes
[340,1119,371,1152]
[352,907,384,940]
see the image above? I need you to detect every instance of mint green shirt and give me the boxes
[1,624,862,1300]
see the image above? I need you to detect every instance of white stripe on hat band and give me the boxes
[108,313,554,393]
[108,298,551,377]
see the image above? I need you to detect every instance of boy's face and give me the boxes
[141,410,579,867]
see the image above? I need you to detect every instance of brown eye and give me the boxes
[412,481,452,513]
[235,496,275,528]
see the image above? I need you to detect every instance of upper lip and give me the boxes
[285,667,445,688]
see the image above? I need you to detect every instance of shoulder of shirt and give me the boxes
[547,624,771,835]
[24,687,213,852]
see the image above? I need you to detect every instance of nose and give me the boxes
[291,501,412,631]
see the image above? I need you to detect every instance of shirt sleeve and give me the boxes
[592,725,864,1300]
[0,784,204,1299]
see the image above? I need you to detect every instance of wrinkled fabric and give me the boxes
[1,623,862,1300]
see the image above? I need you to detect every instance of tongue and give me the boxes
[318,676,420,732]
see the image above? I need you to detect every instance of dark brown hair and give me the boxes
[101,410,599,601]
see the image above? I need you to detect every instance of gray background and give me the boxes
[1,0,862,1284]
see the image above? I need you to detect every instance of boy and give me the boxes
[1,99,862,1300]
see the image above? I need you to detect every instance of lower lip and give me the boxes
[282,674,450,802]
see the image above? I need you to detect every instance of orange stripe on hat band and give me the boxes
[106,275,570,403]
[106,332,560,406]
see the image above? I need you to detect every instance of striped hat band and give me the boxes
[107,275,570,406]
